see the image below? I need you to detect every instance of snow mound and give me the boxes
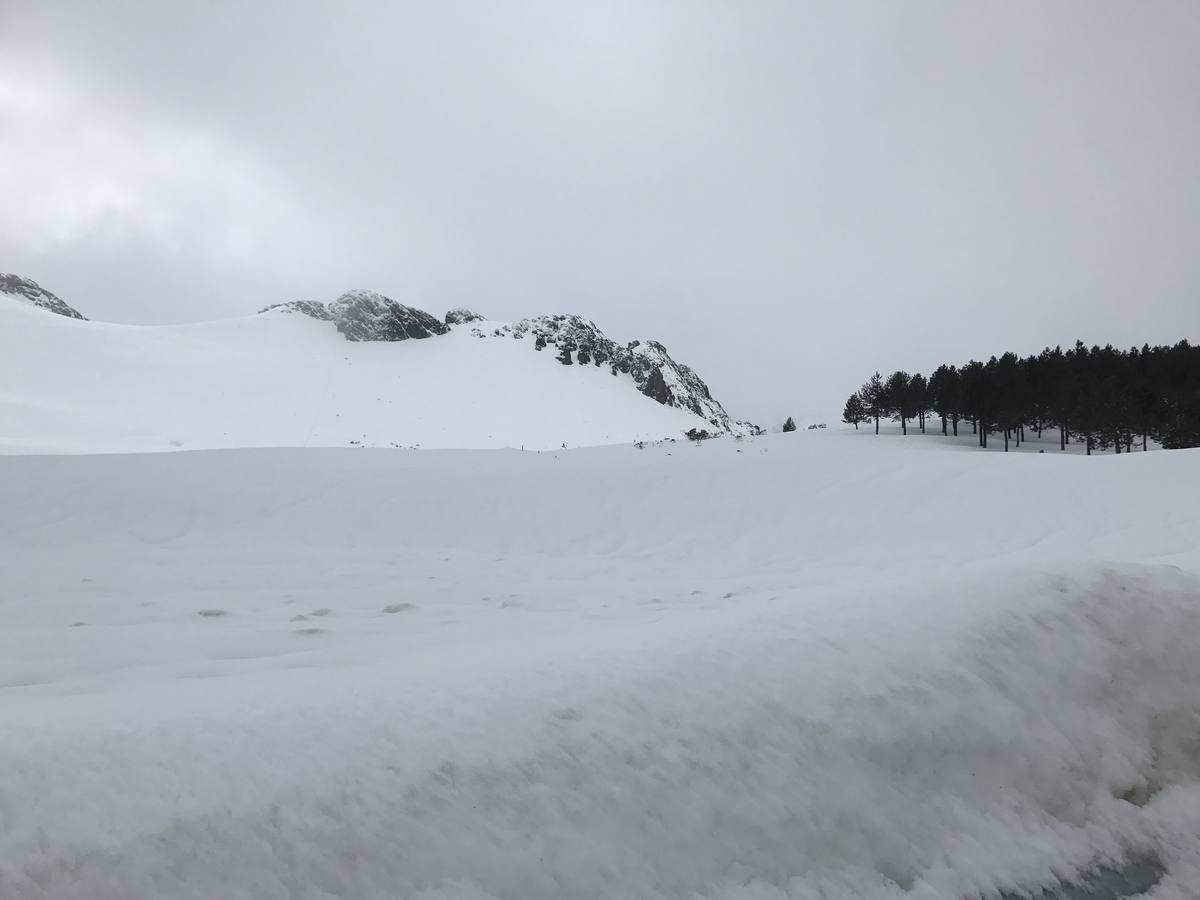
[1,435,1199,898]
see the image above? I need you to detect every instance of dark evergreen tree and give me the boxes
[782,416,797,433]
[909,373,930,433]
[860,372,886,435]
[928,364,961,436]
[883,371,913,435]
[842,393,869,430]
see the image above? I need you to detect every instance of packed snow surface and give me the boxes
[2,430,1200,899]
[0,298,711,452]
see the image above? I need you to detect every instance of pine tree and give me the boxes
[782,416,797,433]
[842,394,868,430]
[860,372,886,435]
[883,371,913,435]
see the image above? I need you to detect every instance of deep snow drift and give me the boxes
[0,297,717,453]
[2,431,1199,899]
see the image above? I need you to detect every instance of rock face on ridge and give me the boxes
[261,290,448,341]
[0,274,87,320]
[472,314,744,434]
[445,308,484,325]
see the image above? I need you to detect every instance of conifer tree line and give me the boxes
[841,340,1200,453]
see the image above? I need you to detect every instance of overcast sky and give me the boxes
[2,1,1198,423]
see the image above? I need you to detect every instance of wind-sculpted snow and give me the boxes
[0,273,87,320]
[1,434,1199,899]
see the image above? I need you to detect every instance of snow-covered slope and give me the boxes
[0,296,724,453]
[2,432,1200,899]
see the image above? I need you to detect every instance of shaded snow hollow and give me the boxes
[2,432,1200,899]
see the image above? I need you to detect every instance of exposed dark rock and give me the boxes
[259,300,332,320]
[643,367,674,405]
[330,290,448,341]
[487,314,753,434]
[445,308,484,325]
[260,290,447,341]
[0,274,86,320]
[782,417,797,432]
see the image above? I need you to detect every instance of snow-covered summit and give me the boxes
[263,292,749,434]
[0,273,87,320]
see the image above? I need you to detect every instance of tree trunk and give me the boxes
[875,415,879,435]
[1004,430,1009,452]
[1143,433,1148,451]
[1086,436,1092,456]
[901,417,907,436]
[952,414,958,437]
[1060,425,1066,451]
[941,415,947,436]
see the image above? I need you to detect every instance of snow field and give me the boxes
[1,431,1199,898]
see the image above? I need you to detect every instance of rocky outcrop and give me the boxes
[261,290,447,341]
[474,314,750,434]
[260,300,333,321]
[0,274,86,320]
[445,308,484,325]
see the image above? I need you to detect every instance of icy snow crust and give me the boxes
[0,299,711,453]
[2,432,1200,899]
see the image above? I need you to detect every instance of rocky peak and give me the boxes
[445,308,485,325]
[0,274,87,320]
[260,290,447,341]
[474,314,749,434]
[329,290,449,342]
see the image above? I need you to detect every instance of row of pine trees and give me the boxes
[841,340,1200,453]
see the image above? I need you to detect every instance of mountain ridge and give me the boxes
[1,274,756,450]
[0,273,87,320]
[262,291,749,434]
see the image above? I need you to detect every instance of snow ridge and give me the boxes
[0,274,86,320]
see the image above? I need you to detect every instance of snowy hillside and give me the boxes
[2,431,1199,899]
[0,293,732,453]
